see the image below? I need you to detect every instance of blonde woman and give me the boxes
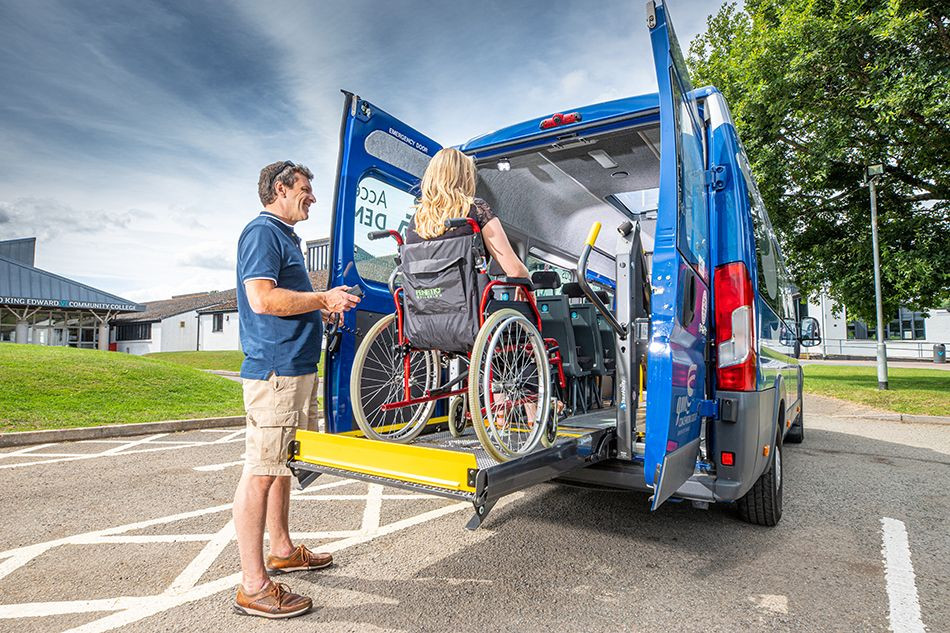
[406,147,530,296]
[406,147,540,429]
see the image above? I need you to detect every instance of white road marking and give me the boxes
[0,432,245,470]
[193,460,244,472]
[881,517,926,633]
[168,519,235,593]
[360,484,384,534]
[212,429,246,444]
[0,477,468,633]
[100,433,168,455]
[0,443,58,458]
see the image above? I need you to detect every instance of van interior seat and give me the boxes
[560,282,615,409]
[560,283,607,374]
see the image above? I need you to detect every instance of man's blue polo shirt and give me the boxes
[237,212,322,380]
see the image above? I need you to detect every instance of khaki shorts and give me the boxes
[242,372,320,477]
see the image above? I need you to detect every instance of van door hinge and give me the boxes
[699,399,719,419]
[705,165,728,191]
[355,99,373,122]
[646,1,657,29]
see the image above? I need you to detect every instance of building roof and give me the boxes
[0,253,144,313]
[0,237,36,267]
[196,270,329,314]
[113,289,235,323]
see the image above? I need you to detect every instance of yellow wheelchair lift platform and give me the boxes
[287,411,616,529]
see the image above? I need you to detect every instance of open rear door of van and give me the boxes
[322,92,441,434]
[644,1,712,509]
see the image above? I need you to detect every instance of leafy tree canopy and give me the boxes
[687,0,950,323]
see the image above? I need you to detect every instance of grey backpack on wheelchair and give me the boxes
[399,232,485,354]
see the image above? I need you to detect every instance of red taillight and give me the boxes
[721,451,735,466]
[714,262,756,391]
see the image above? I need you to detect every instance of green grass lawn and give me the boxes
[145,350,246,372]
[803,364,950,416]
[0,344,245,433]
[145,350,324,377]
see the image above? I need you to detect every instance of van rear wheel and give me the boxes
[736,430,783,526]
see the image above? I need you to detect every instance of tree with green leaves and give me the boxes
[687,0,950,324]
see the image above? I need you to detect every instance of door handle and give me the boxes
[681,273,697,327]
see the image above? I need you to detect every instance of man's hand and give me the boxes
[321,286,361,314]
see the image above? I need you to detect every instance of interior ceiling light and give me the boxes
[611,171,629,179]
[588,149,618,169]
[497,159,511,172]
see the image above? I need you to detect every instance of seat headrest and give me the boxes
[531,270,561,290]
[561,282,584,299]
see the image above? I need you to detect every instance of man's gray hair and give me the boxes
[258,161,314,206]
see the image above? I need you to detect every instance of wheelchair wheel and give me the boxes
[468,309,551,462]
[447,396,467,438]
[351,313,440,443]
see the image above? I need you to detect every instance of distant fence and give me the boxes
[814,338,946,361]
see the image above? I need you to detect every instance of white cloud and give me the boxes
[1,0,732,304]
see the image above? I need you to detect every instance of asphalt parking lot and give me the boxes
[0,394,946,633]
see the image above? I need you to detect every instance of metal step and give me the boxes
[287,415,615,529]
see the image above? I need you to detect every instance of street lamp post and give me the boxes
[867,163,888,390]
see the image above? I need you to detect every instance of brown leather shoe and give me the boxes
[266,544,333,574]
[233,580,312,619]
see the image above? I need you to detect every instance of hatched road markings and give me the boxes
[0,479,468,632]
[0,429,247,470]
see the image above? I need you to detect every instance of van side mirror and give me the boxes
[799,316,821,347]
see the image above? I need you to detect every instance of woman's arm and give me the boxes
[481,217,529,279]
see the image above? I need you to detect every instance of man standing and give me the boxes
[232,160,360,619]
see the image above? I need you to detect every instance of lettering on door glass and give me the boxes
[353,175,416,284]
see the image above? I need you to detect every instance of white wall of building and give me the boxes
[807,296,949,361]
[159,310,200,352]
[926,309,950,343]
[198,311,241,351]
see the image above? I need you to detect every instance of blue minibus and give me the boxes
[288,1,821,528]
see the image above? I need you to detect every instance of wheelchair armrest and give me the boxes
[495,276,534,290]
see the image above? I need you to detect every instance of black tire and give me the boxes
[737,428,784,526]
[447,396,467,438]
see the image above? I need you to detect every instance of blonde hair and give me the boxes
[413,148,476,239]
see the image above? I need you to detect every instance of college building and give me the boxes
[0,237,143,349]
[108,238,331,355]
[805,295,949,361]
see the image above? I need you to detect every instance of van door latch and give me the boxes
[705,165,728,191]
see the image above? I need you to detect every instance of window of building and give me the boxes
[353,173,417,285]
[115,322,152,341]
[212,313,224,332]
[847,309,926,341]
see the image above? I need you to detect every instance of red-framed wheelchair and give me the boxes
[349,218,566,462]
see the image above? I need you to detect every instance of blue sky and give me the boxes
[0,0,730,301]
